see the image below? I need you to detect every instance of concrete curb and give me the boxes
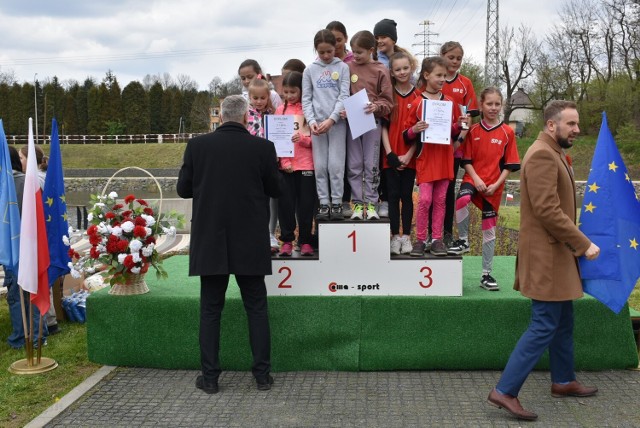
[24,365,117,428]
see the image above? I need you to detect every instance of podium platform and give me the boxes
[86,254,639,371]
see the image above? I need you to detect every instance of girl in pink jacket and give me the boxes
[275,71,316,256]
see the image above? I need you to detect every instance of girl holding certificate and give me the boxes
[274,72,316,257]
[345,30,394,221]
[404,57,469,257]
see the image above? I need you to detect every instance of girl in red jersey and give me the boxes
[382,52,421,255]
[404,57,469,257]
[275,72,316,257]
[440,41,479,248]
[447,87,521,291]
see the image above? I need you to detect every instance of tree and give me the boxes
[149,82,164,134]
[190,90,213,132]
[499,24,540,123]
[122,81,150,134]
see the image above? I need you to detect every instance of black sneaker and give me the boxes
[430,239,448,256]
[196,375,219,394]
[480,274,500,291]
[448,239,470,255]
[316,204,330,221]
[256,374,274,391]
[330,204,344,221]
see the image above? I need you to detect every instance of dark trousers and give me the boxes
[200,274,271,381]
[278,170,316,245]
[385,167,416,236]
[496,300,575,396]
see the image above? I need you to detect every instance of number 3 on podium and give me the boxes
[419,266,433,288]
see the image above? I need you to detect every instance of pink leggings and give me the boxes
[416,180,448,241]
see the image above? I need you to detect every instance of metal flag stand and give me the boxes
[8,286,57,375]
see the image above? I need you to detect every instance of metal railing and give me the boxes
[5,133,207,144]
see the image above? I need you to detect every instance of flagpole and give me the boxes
[36,316,43,365]
[18,288,33,365]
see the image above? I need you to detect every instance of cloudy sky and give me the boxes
[0,0,566,90]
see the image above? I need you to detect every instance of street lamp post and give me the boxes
[34,73,38,143]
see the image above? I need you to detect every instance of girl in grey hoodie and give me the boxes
[302,29,350,221]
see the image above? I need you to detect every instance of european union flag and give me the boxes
[0,120,21,271]
[579,112,640,314]
[43,119,71,285]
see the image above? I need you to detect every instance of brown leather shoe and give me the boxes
[488,388,538,420]
[551,380,598,397]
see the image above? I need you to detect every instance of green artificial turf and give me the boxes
[86,255,638,371]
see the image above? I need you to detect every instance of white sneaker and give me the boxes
[350,203,364,220]
[390,236,401,255]
[270,233,279,251]
[400,236,413,254]
[378,201,389,217]
[366,203,380,220]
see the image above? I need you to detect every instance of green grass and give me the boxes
[0,303,100,428]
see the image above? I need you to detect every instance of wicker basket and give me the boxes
[108,274,150,295]
[100,166,164,296]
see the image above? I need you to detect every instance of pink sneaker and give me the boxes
[300,244,314,256]
[279,242,293,257]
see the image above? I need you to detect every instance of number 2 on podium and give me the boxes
[278,266,292,288]
[347,230,356,252]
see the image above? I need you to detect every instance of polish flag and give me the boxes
[18,118,50,315]
[506,193,514,201]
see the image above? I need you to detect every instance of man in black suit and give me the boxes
[177,95,281,393]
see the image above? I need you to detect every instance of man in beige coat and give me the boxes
[487,101,600,421]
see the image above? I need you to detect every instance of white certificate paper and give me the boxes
[421,99,453,145]
[264,115,294,157]
[343,88,376,140]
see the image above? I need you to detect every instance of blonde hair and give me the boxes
[247,79,274,112]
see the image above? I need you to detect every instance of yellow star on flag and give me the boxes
[62,212,68,222]
[630,238,639,250]
[46,214,52,222]
[625,173,630,182]
[46,196,54,207]
[587,182,600,193]
[608,161,618,172]
[584,202,597,213]
[59,195,66,203]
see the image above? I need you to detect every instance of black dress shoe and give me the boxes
[256,374,274,391]
[196,375,219,394]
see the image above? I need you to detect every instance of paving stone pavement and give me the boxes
[44,368,640,427]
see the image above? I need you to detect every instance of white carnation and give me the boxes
[94,202,105,208]
[108,191,118,199]
[141,214,156,227]
[132,252,141,263]
[145,227,152,237]
[111,226,123,237]
[67,262,75,270]
[121,221,135,233]
[142,243,155,257]
[62,235,70,246]
[129,239,143,253]
[130,266,141,274]
[118,253,127,264]
[87,213,94,222]
[70,268,81,279]
[98,223,108,234]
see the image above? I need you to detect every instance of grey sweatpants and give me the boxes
[347,122,381,205]
[311,120,347,205]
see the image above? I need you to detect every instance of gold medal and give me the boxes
[351,74,358,83]
[331,71,339,80]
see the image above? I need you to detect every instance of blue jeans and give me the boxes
[4,268,48,348]
[496,300,575,396]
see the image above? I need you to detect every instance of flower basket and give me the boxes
[67,166,184,295]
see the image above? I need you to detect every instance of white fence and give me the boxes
[5,133,207,144]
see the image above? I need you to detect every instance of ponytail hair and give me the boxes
[350,30,378,61]
[313,29,337,49]
[416,57,447,91]
[238,59,263,75]
[440,41,464,56]
[248,79,274,112]
[392,45,418,70]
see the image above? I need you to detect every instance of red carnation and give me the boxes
[117,239,129,252]
[145,236,156,245]
[122,210,132,217]
[89,234,102,246]
[134,216,147,226]
[124,195,136,204]
[108,234,119,243]
[136,199,148,206]
[105,212,115,219]
[106,241,119,254]
[68,249,78,259]
[112,204,124,210]
[123,255,135,269]
[87,224,98,236]
[90,247,101,259]
[143,207,154,216]
[133,225,147,238]
[140,263,149,274]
